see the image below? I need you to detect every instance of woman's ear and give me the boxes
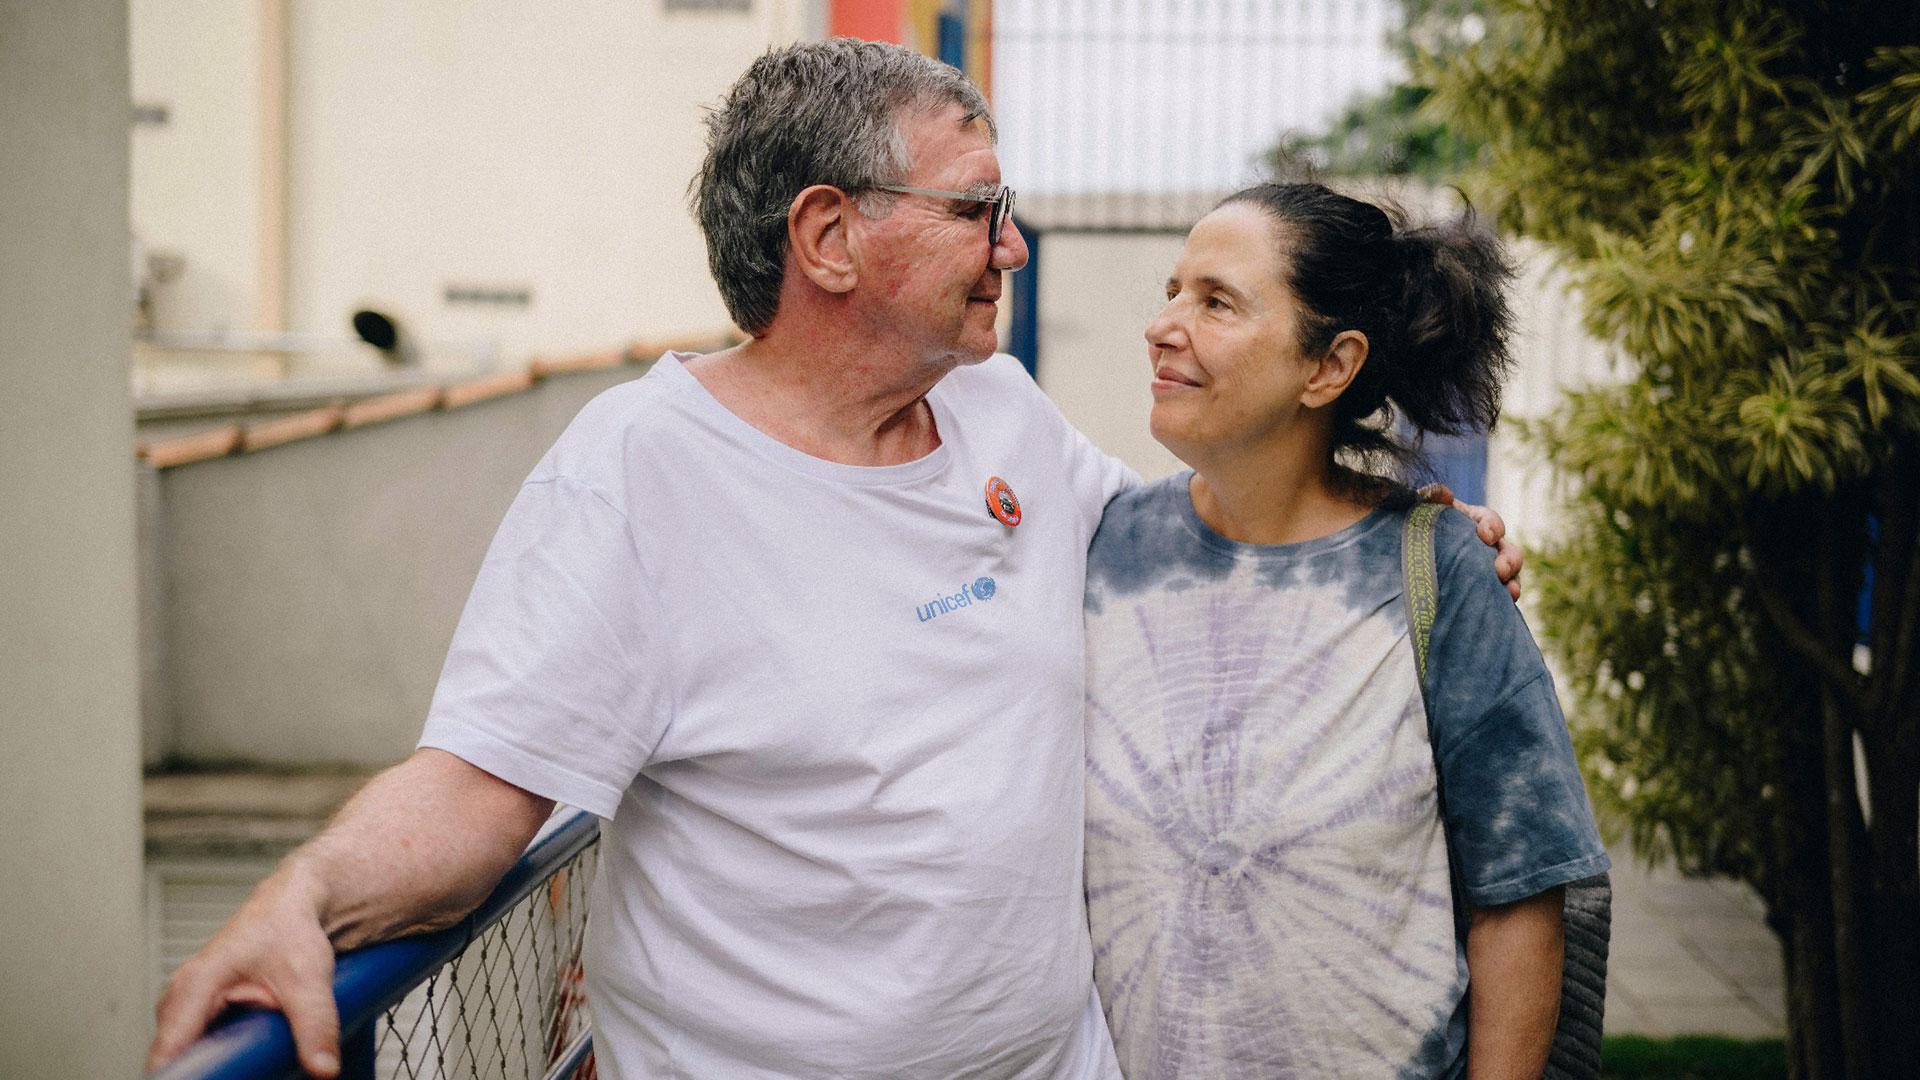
[788,185,857,294]
[1301,330,1369,408]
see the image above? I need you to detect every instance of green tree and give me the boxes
[1422,2,1920,1076]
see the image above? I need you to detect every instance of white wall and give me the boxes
[0,1,148,1074]
[1482,245,1629,545]
[995,0,1403,196]
[284,0,783,358]
[132,0,820,358]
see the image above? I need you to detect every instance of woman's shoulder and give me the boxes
[1088,472,1194,561]
[1097,471,1188,524]
[1085,473,1216,605]
[1421,502,1548,706]
[1426,503,1504,592]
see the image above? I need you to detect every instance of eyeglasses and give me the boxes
[869,184,1017,245]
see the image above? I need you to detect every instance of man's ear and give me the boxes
[788,185,857,295]
[1301,330,1369,408]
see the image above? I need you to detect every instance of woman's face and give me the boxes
[1145,202,1319,460]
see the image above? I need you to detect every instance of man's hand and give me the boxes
[1418,484,1524,601]
[148,866,343,1077]
[146,749,554,1077]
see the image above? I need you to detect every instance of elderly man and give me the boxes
[150,39,1514,1080]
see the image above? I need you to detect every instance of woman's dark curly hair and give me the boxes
[1218,182,1515,478]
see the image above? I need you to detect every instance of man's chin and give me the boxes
[920,324,1002,372]
[952,333,1000,366]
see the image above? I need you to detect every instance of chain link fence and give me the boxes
[152,811,603,1080]
[374,845,599,1080]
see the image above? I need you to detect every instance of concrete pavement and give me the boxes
[1603,846,1787,1039]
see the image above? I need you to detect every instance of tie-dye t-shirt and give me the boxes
[1082,473,1608,1080]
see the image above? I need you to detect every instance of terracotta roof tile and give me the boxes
[240,403,346,452]
[440,368,536,410]
[139,425,243,468]
[530,349,625,379]
[340,385,444,429]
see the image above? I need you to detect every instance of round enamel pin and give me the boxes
[984,476,1022,527]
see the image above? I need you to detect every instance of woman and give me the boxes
[1082,183,1608,1079]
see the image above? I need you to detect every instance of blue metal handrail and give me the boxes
[150,809,601,1080]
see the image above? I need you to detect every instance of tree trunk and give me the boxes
[1862,730,1920,1076]
[1753,515,1852,1080]
[1776,712,1847,1080]
[1817,689,1873,1079]
[1815,506,1877,1080]
[1752,507,1874,1079]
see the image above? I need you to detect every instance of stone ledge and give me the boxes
[144,768,376,860]
[135,329,740,469]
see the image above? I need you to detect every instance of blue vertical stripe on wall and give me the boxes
[937,10,966,71]
[1008,222,1040,377]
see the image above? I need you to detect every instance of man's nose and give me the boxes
[991,217,1030,272]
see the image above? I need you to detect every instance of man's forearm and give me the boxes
[289,748,556,950]
[149,748,555,1076]
[1465,887,1564,1080]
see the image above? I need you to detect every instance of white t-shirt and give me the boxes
[421,352,1136,1080]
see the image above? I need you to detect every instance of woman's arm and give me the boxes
[1465,886,1565,1080]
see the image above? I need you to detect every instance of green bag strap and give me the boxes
[1403,501,1443,691]
[1402,501,1469,946]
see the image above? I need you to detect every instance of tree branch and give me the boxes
[1752,574,1870,711]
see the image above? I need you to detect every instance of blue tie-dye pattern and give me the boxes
[1083,473,1608,1080]
[1419,508,1612,910]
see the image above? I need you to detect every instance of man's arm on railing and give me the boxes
[146,748,556,1079]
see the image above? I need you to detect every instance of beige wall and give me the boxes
[1032,231,1188,483]
[133,0,820,361]
[131,0,266,335]
[0,0,148,1074]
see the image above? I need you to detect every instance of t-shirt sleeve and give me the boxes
[1424,508,1610,908]
[419,473,671,820]
[1064,421,1142,532]
[979,353,1140,536]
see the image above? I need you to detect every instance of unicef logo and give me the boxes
[916,576,1001,623]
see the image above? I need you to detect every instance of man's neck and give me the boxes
[682,332,954,467]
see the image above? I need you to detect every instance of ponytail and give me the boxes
[1388,214,1514,440]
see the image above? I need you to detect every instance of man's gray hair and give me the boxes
[692,37,995,335]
